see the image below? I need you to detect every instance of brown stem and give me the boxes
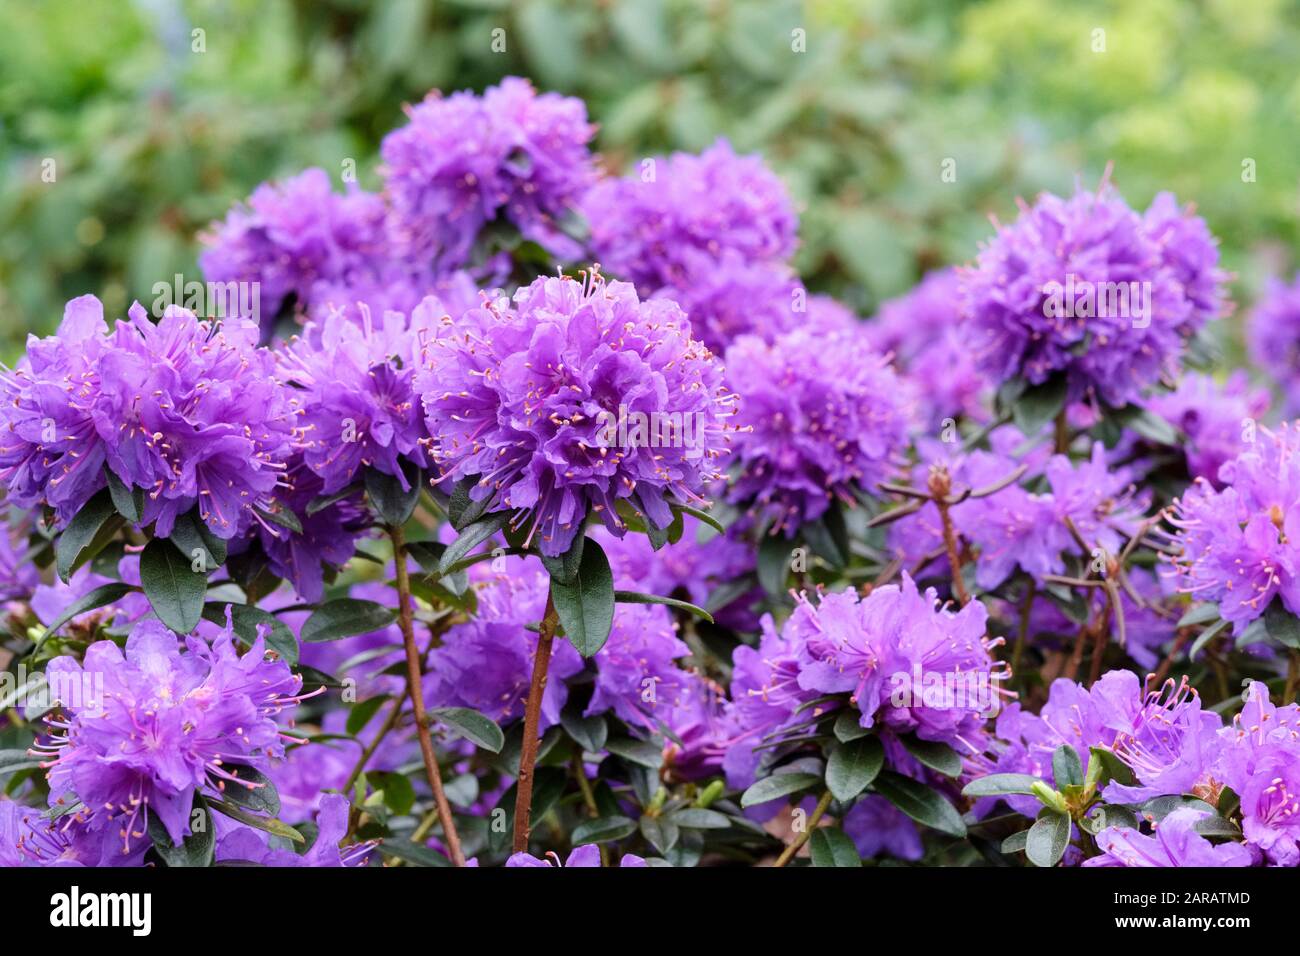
[1053,409,1069,455]
[773,790,834,867]
[1011,584,1035,677]
[1285,650,1300,705]
[513,592,559,853]
[390,523,465,867]
[935,498,970,606]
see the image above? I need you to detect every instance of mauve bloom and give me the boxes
[583,138,798,291]
[1084,807,1253,867]
[842,795,923,861]
[1145,372,1270,485]
[962,181,1224,407]
[0,516,38,602]
[381,77,595,268]
[724,326,911,536]
[31,554,150,639]
[0,296,112,524]
[425,565,582,729]
[1214,682,1300,866]
[868,269,989,428]
[1249,273,1300,414]
[1168,423,1300,633]
[0,798,145,867]
[419,272,735,556]
[586,602,692,732]
[199,167,390,327]
[215,794,373,867]
[507,844,647,867]
[792,575,1003,749]
[36,616,312,855]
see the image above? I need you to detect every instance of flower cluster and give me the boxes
[0,296,299,536]
[419,272,735,556]
[962,180,1225,407]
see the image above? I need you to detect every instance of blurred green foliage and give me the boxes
[3,0,1299,361]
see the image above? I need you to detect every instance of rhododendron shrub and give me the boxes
[2,76,1296,877]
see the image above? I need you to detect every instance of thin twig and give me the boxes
[773,790,834,867]
[513,592,559,853]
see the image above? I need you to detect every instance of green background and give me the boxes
[3,0,1298,361]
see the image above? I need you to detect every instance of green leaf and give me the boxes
[640,815,680,854]
[539,533,585,586]
[347,696,390,737]
[0,749,43,778]
[169,511,228,569]
[1114,404,1181,447]
[449,476,493,531]
[373,771,416,816]
[826,736,884,802]
[833,711,870,742]
[571,815,637,844]
[148,796,214,868]
[613,589,713,623]
[604,736,663,769]
[301,599,397,643]
[1000,830,1029,854]
[740,772,821,808]
[550,537,616,657]
[438,513,509,574]
[255,504,303,536]
[672,502,725,536]
[560,710,608,753]
[757,535,790,596]
[208,799,303,843]
[1085,745,1134,791]
[1012,375,1068,437]
[365,463,422,527]
[1051,744,1084,789]
[55,488,117,582]
[377,840,452,867]
[34,582,136,649]
[873,770,967,838]
[961,773,1042,798]
[431,706,505,753]
[809,826,861,867]
[1025,809,1071,867]
[669,808,731,830]
[900,736,962,778]
[201,603,299,665]
[1264,600,1300,649]
[105,469,144,524]
[1176,602,1220,628]
[219,765,281,817]
[1189,617,1230,660]
[139,538,207,634]
[306,483,363,516]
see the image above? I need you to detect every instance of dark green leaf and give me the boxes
[961,773,1042,798]
[255,503,303,536]
[365,463,422,527]
[809,826,861,867]
[640,815,680,854]
[208,799,303,843]
[438,513,509,574]
[105,469,144,524]
[833,711,870,742]
[301,599,397,643]
[148,796,214,868]
[539,533,585,585]
[757,535,790,596]
[373,771,416,816]
[1012,375,1068,437]
[377,840,452,867]
[740,772,820,808]
[1264,600,1300,649]
[550,537,616,657]
[431,706,505,753]
[669,808,731,830]
[1051,744,1084,788]
[560,710,608,753]
[873,770,967,837]
[613,589,713,623]
[1176,602,1220,628]
[672,502,725,535]
[34,582,136,649]
[604,736,663,769]
[0,749,43,778]
[55,488,117,582]
[139,538,207,634]
[826,736,884,802]
[900,736,962,778]
[201,603,299,664]
[347,696,390,737]
[1026,809,1071,867]
[571,815,637,844]
[219,766,281,817]
[168,510,227,569]
[449,476,493,531]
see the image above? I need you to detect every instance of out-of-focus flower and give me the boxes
[1145,372,1270,485]
[1084,807,1253,867]
[1249,273,1300,414]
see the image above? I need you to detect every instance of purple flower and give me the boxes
[199,167,390,326]
[0,514,39,603]
[281,298,442,493]
[419,272,735,556]
[868,269,989,428]
[583,139,798,291]
[1146,372,1270,485]
[36,615,311,856]
[1169,424,1300,633]
[792,575,1003,748]
[425,564,582,729]
[962,180,1224,407]
[506,844,647,867]
[215,794,373,867]
[724,326,911,535]
[586,603,691,732]
[381,77,595,268]
[1214,682,1300,866]
[0,798,143,867]
[1085,807,1253,867]
[1248,273,1300,414]
[842,795,923,861]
